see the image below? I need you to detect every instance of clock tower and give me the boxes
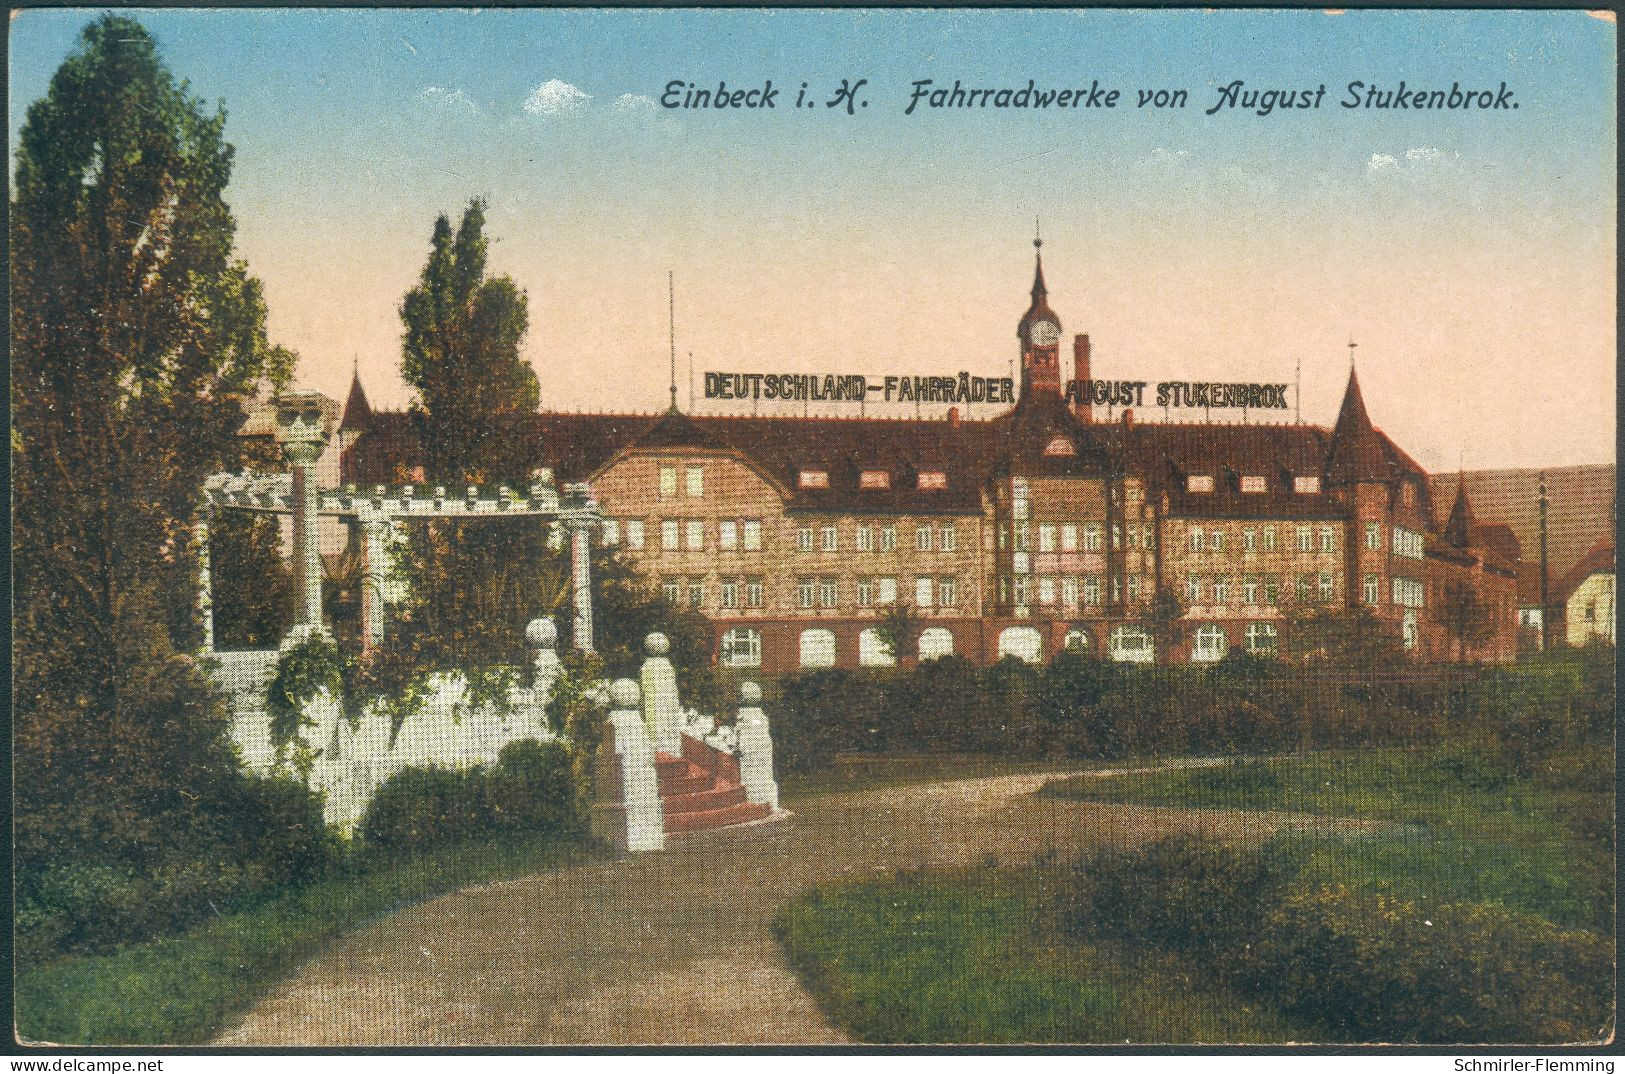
[1017,233,1063,398]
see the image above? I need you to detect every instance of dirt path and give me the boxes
[217,761,1367,1046]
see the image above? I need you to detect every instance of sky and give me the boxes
[9,8,1617,471]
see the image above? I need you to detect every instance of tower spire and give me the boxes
[1031,218,1047,301]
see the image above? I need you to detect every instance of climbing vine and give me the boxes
[545,649,607,816]
[265,636,352,776]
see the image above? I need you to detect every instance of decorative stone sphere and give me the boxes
[609,678,641,710]
[740,681,763,706]
[525,617,558,650]
[644,632,670,657]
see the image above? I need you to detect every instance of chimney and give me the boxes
[946,406,960,429]
[1073,334,1093,424]
[1122,408,1133,432]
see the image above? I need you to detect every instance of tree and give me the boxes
[1438,580,1494,662]
[874,602,921,666]
[1284,605,1406,670]
[11,15,304,946]
[1145,585,1187,665]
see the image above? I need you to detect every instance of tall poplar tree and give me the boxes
[12,16,297,909]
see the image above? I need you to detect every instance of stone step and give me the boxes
[664,798,772,835]
[662,779,746,815]
[659,770,715,797]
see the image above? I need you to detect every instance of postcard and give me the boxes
[8,6,1616,1051]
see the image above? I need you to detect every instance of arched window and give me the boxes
[720,627,761,668]
[1193,624,1228,662]
[858,628,895,667]
[1063,628,1092,653]
[998,626,1044,664]
[1108,625,1154,663]
[799,628,836,668]
[917,627,955,662]
[1243,622,1277,655]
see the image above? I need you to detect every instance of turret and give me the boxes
[1016,233,1062,399]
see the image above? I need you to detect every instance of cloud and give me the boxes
[1135,147,1192,170]
[524,79,591,117]
[1367,145,1459,176]
[1366,152,1399,173]
[418,86,478,116]
[1404,145,1442,163]
[613,93,657,114]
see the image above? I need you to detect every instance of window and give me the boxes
[1319,526,1336,553]
[745,577,764,608]
[1108,625,1153,663]
[687,579,704,609]
[938,576,957,607]
[1064,629,1091,653]
[1294,475,1321,494]
[998,576,1010,605]
[1127,575,1141,601]
[742,519,762,551]
[1111,575,1122,603]
[800,629,836,668]
[797,578,815,609]
[878,577,898,604]
[1393,527,1423,559]
[918,627,954,661]
[1187,475,1214,493]
[1013,576,1031,606]
[917,525,934,552]
[819,577,838,607]
[662,520,680,550]
[1319,572,1334,602]
[626,520,645,549]
[815,525,835,552]
[600,519,620,546]
[719,521,738,551]
[858,628,895,667]
[798,469,829,489]
[1364,522,1381,551]
[662,578,680,605]
[1084,576,1101,606]
[1241,475,1267,494]
[1244,622,1278,655]
[998,627,1044,664]
[1061,524,1078,552]
[859,470,890,489]
[721,579,739,609]
[881,526,897,552]
[1143,528,1155,550]
[1214,576,1231,605]
[1193,624,1228,663]
[917,577,935,607]
[797,527,814,552]
[686,520,704,551]
[721,627,761,668]
[856,525,874,552]
[1264,576,1280,605]
[1296,525,1312,552]
[1039,576,1056,605]
[1402,483,1416,507]
[941,524,957,553]
[1190,529,1205,553]
[1062,577,1079,607]
[1392,576,1425,608]
[659,466,677,497]
[1243,576,1259,604]
[1126,524,1139,550]
[1211,529,1225,553]
[918,471,947,490]
[1263,525,1277,551]
[1243,528,1256,552]
[1296,574,1313,603]
[857,577,874,606]
[1112,524,1122,550]
[1015,524,1030,552]
[1037,524,1056,552]
[1363,573,1379,605]
[998,525,1010,552]
[1186,575,1202,603]
[685,465,704,497]
[1082,523,1103,552]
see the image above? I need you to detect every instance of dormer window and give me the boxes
[917,471,947,490]
[1044,436,1076,457]
[798,469,829,489]
[1187,475,1214,493]
[1240,475,1267,494]
[1294,475,1321,494]
[859,470,890,490]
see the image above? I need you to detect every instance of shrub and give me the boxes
[487,739,582,835]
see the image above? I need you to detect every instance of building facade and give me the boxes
[336,243,1521,672]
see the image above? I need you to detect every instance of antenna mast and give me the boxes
[668,271,678,413]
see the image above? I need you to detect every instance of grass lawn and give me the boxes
[776,868,1312,1044]
[15,832,601,1046]
[781,753,1106,799]
[1041,747,1614,932]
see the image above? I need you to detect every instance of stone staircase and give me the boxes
[655,736,772,835]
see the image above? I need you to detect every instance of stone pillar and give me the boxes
[736,681,779,811]
[640,632,683,755]
[569,519,594,652]
[528,616,562,684]
[359,514,388,656]
[590,679,665,852]
[197,503,214,654]
[273,391,335,646]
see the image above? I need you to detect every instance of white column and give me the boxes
[640,632,683,755]
[569,518,594,652]
[197,503,214,654]
[291,462,322,631]
[736,681,779,810]
[360,514,387,655]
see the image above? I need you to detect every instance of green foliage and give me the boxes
[872,602,920,663]
[266,636,348,756]
[544,649,608,814]
[358,740,584,854]
[15,831,595,1045]
[1437,579,1495,662]
[209,508,293,649]
[1283,605,1405,668]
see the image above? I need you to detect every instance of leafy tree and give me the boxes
[874,602,921,665]
[11,15,309,951]
[209,509,294,649]
[1438,580,1494,662]
[1284,605,1405,670]
[1145,585,1187,665]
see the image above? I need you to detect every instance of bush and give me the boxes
[487,739,582,835]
